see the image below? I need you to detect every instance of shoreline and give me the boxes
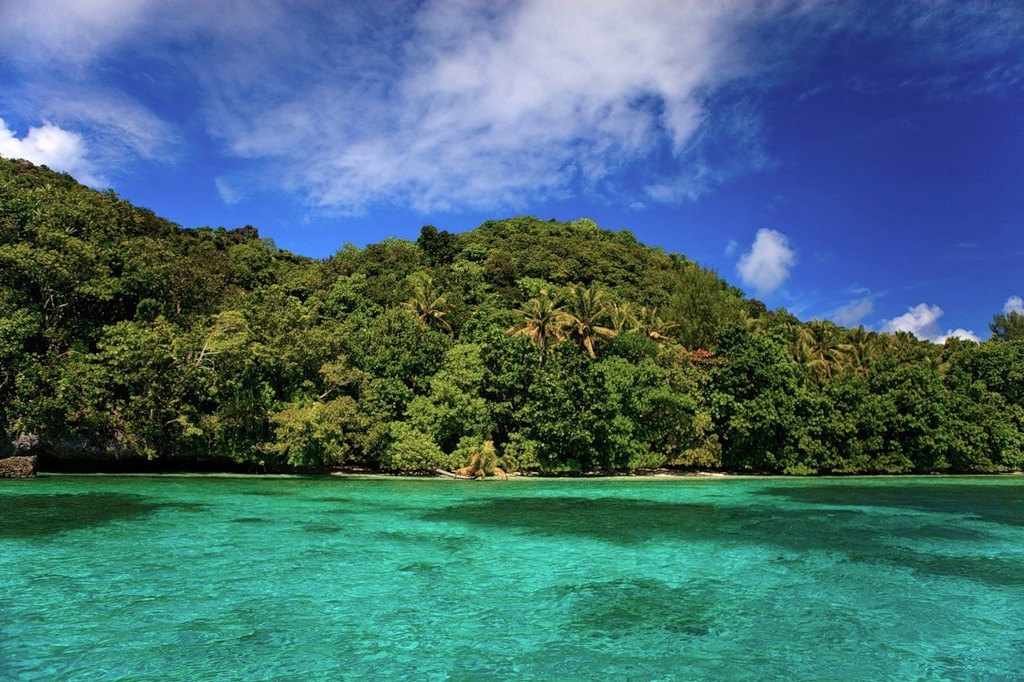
[25,469,1024,480]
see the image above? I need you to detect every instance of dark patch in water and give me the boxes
[307,496,353,505]
[240,489,293,497]
[231,517,270,524]
[423,497,729,545]
[168,502,209,514]
[424,495,1023,588]
[556,578,712,639]
[0,492,195,538]
[760,483,1024,527]
[397,561,444,575]
[300,522,344,534]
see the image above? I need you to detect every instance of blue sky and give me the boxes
[1,0,1022,341]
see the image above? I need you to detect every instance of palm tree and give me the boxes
[403,275,453,334]
[511,290,566,364]
[453,440,508,480]
[885,330,920,356]
[838,326,880,376]
[636,306,677,343]
[609,302,636,335]
[564,283,615,359]
[794,320,843,383]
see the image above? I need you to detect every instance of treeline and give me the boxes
[1,157,1022,474]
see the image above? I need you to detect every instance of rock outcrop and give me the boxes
[0,455,37,478]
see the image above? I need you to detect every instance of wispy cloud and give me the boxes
[215,177,241,206]
[2,0,1021,210]
[736,228,797,297]
[218,1,794,213]
[829,295,874,327]
[0,0,158,68]
[1005,295,1023,315]
[0,0,812,210]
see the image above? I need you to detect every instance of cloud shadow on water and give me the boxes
[759,483,1024,528]
[423,495,1023,587]
[1,492,204,538]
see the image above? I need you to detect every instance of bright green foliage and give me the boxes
[264,396,366,467]
[379,422,455,472]
[1,157,1022,474]
[590,356,696,469]
[666,261,745,349]
[710,326,804,472]
[406,343,491,453]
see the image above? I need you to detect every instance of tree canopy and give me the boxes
[1,157,1021,474]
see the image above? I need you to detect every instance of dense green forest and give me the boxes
[1,157,1022,474]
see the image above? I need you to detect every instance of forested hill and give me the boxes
[1,157,1022,475]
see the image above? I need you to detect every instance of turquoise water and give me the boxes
[1,475,1022,680]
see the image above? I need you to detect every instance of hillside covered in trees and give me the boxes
[1,157,1022,475]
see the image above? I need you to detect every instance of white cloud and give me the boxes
[3,1,1021,212]
[936,328,981,344]
[725,239,739,256]
[1004,295,1023,314]
[881,303,979,343]
[215,177,240,205]
[199,0,803,213]
[36,90,178,162]
[882,303,942,339]
[0,117,104,187]
[736,228,797,297]
[830,296,874,327]
[0,0,158,67]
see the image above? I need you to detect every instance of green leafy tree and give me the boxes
[263,396,367,468]
[417,225,457,267]
[405,343,492,453]
[990,310,1024,341]
[837,326,881,376]
[710,326,805,472]
[380,422,454,472]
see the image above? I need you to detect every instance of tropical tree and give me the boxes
[884,330,923,357]
[794,320,844,383]
[608,301,636,335]
[511,289,566,364]
[403,274,453,334]
[990,310,1024,341]
[454,440,508,479]
[838,326,880,376]
[564,282,615,359]
[636,306,676,343]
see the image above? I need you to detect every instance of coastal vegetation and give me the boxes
[1,157,1022,475]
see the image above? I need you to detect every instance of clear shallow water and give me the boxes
[1,475,1022,680]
